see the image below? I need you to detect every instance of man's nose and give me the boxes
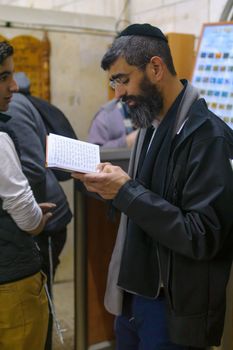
[114,84,127,100]
[9,78,18,93]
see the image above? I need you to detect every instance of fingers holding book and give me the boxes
[72,163,130,199]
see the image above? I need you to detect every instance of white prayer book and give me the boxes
[46,133,100,173]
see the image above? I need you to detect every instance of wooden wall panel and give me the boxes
[167,32,195,81]
[86,197,119,345]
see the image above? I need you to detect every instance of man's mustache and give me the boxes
[122,95,144,104]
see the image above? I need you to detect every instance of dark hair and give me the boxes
[101,35,176,76]
[0,41,14,65]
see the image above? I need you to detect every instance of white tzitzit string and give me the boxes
[44,283,66,345]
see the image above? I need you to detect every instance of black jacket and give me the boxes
[113,98,233,347]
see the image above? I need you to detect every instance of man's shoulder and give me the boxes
[27,95,77,139]
[9,93,40,119]
[204,108,233,140]
[11,92,31,106]
[188,98,233,140]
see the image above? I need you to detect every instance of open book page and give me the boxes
[46,133,100,173]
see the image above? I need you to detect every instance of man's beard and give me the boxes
[122,75,163,128]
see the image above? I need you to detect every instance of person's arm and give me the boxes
[28,203,55,235]
[6,94,47,197]
[126,129,138,148]
[87,107,128,148]
[73,137,233,261]
[0,133,53,235]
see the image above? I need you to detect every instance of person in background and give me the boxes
[0,41,55,350]
[87,98,138,148]
[73,24,233,350]
[3,71,74,350]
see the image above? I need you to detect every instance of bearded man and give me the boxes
[73,24,233,350]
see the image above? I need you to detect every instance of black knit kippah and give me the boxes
[117,23,168,42]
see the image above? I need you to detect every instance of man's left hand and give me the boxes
[72,163,130,199]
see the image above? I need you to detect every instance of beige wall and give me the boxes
[49,31,111,141]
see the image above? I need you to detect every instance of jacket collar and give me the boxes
[131,82,202,177]
[172,80,199,136]
[129,82,209,177]
[174,97,210,149]
[0,112,11,123]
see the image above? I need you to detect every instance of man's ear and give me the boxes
[149,56,164,82]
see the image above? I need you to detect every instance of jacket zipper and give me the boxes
[154,245,163,298]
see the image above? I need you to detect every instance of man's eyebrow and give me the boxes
[110,72,128,81]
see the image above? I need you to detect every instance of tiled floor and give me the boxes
[53,280,74,350]
[52,280,115,350]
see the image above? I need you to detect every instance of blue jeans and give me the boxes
[115,294,205,350]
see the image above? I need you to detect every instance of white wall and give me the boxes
[0,0,127,19]
[130,0,227,39]
[0,0,227,39]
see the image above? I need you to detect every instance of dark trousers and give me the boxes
[35,228,67,350]
[115,294,205,350]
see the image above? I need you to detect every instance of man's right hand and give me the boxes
[29,202,56,235]
[72,163,130,200]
